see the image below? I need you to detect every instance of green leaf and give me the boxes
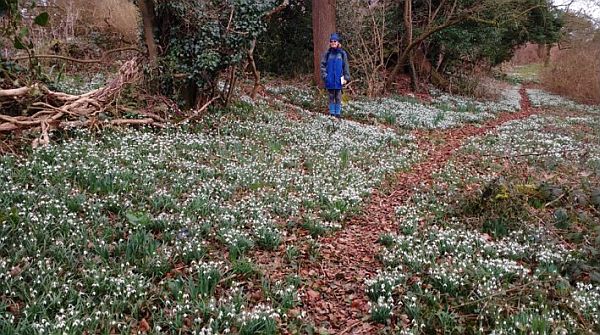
[34,12,49,26]
[18,26,28,38]
[126,212,142,225]
[13,36,25,50]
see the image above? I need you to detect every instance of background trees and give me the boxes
[255,0,312,76]
[334,0,564,95]
[385,0,562,91]
[139,0,280,108]
[0,0,582,114]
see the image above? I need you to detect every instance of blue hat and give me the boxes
[330,33,340,42]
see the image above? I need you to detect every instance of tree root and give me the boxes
[0,58,156,147]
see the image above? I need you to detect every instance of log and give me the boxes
[0,86,32,98]
[0,123,19,131]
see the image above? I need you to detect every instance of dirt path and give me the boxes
[296,86,539,333]
[254,87,537,333]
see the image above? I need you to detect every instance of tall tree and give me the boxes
[312,0,336,86]
[404,0,417,90]
[137,0,158,63]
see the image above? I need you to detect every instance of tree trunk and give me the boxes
[383,14,469,92]
[247,39,261,99]
[182,80,199,110]
[544,43,551,67]
[404,0,418,91]
[138,0,158,62]
[312,0,336,87]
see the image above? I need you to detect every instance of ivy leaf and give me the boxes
[13,36,25,50]
[18,25,28,38]
[34,12,49,26]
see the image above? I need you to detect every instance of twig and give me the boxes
[264,0,290,19]
[225,7,235,32]
[339,321,361,335]
[218,273,238,284]
[213,153,239,163]
[8,47,142,64]
[0,138,16,155]
[543,193,565,208]
[178,97,219,125]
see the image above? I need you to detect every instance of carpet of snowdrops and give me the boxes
[267,83,523,130]
[1,83,599,334]
[0,99,421,334]
[343,86,522,129]
[367,88,600,333]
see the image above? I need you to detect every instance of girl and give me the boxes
[320,33,350,118]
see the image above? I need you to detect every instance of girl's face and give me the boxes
[329,40,339,48]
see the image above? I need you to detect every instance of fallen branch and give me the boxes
[0,58,143,146]
[0,86,35,98]
[8,47,142,64]
[119,106,167,123]
[178,96,219,124]
[61,117,160,129]
[110,118,155,126]
[0,123,19,131]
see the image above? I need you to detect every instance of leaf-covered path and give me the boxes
[281,87,538,333]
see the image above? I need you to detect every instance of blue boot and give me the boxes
[335,103,342,118]
[329,103,336,116]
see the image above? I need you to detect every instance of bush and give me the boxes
[540,43,600,104]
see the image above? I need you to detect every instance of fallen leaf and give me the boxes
[10,266,21,277]
[7,303,20,316]
[351,299,364,309]
[139,319,150,333]
[306,289,320,301]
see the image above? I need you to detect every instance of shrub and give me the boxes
[540,43,600,104]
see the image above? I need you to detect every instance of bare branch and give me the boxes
[8,47,142,64]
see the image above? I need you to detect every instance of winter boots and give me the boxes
[329,103,342,118]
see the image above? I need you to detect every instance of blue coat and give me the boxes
[320,48,350,90]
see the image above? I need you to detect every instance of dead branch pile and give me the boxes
[0,58,164,147]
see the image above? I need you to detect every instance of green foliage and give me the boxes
[152,0,278,106]
[256,0,312,75]
[430,0,563,70]
[33,12,49,27]
[1,0,49,81]
[1,1,49,50]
